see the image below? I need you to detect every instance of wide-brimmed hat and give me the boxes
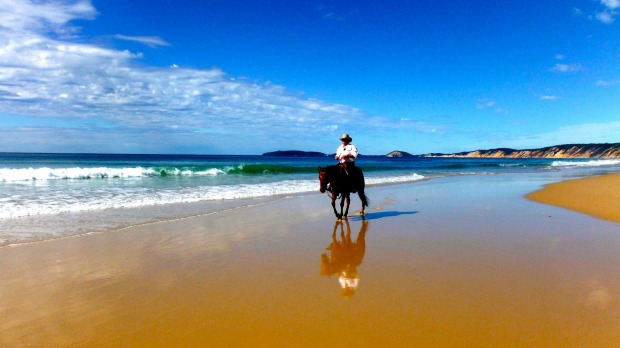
[339,133,352,142]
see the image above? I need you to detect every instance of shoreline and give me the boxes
[3,168,619,249]
[3,155,620,247]
[0,195,289,249]
[4,166,619,248]
[1,176,432,248]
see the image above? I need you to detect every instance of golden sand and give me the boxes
[2,177,620,347]
[527,173,620,223]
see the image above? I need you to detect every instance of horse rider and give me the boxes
[335,133,358,174]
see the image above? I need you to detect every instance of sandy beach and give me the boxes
[528,172,620,224]
[2,173,620,347]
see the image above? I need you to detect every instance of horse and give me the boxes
[318,164,369,220]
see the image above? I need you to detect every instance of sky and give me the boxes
[0,0,619,155]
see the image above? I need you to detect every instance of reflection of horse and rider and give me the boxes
[320,219,369,298]
[318,133,369,220]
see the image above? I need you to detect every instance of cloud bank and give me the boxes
[1,0,407,153]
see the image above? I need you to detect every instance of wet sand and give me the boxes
[527,172,620,223]
[2,174,620,347]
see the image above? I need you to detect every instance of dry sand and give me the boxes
[2,174,620,347]
[528,172,620,223]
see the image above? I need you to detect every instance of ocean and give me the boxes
[2,152,620,246]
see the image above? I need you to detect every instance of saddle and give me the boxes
[337,163,358,193]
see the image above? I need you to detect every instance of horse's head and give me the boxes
[318,166,329,193]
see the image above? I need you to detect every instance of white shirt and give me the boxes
[336,144,358,163]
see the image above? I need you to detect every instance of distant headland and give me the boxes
[421,143,620,158]
[264,143,620,158]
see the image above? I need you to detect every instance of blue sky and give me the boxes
[0,0,619,155]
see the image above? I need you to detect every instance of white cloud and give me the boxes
[475,99,507,114]
[540,95,559,101]
[476,99,495,109]
[596,11,615,23]
[112,35,170,47]
[576,1,619,24]
[601,0,620,10]
[317,4,344,21]
[0,0,96,36]
[550,63,581,73]
[597,79,620,87]
[593,0,619,24]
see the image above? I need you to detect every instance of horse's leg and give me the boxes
[343,194,351,218]
[358,186,368,219]
[331,194,341,220]
[339,194,345,219]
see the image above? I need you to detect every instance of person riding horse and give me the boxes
[318,133,369,219]
[335,133,363,192]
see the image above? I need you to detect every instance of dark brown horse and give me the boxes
[318,165,369,220]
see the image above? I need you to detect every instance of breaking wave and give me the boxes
[0,164,320,182]
[551,159,620,167]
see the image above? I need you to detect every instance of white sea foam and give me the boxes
[551,159,620,167]
[499,163,527,167]
[195,168,227,175]
[0,166,228,182]
[0,174,426,220]
[366,173,425,185]
[0,167,153,182]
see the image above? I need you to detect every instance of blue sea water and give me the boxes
[2,152,620,246]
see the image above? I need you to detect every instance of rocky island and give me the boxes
[386,151,414,157]
[262,150,327,157]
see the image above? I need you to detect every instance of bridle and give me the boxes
[320,169,343,200]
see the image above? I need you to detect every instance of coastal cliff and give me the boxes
[423,143,620,158]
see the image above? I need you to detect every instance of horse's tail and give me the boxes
[357,167,369,208]
[360,191,370,208]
